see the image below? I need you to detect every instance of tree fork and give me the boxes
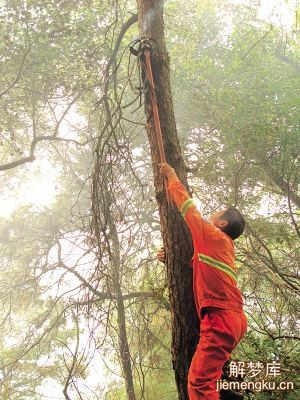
[136,0,199,398]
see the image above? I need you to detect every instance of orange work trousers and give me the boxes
[187,307,247,400]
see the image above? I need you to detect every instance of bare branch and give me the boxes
[0,92,89,172]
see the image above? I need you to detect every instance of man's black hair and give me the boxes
[220,207,245,240]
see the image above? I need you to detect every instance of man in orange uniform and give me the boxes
[158,163,247,400]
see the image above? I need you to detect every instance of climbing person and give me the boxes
[158,162,247,400]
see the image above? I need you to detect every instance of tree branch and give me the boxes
[57,261,164,303]
[266,165,300,208]
[0,42,33,98]
[0,92,88,172]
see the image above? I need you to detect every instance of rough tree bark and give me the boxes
[135,1,199,399]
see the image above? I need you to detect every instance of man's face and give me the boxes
[210,209,229,229]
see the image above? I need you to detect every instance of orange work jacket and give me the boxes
[167,177,244,316]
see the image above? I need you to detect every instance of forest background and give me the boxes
[0,0,299,399]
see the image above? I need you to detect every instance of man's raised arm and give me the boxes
[159,163,210,247]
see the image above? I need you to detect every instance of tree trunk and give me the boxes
[109,219,136,400]
[136,1,199,398]
[92,166,136,400]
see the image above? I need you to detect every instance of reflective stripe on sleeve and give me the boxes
[198,253,237,282]
[181,198,195,218]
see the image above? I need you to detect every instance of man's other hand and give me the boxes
[156,246,166,263]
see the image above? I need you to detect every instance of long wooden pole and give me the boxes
[143,45,171,205]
